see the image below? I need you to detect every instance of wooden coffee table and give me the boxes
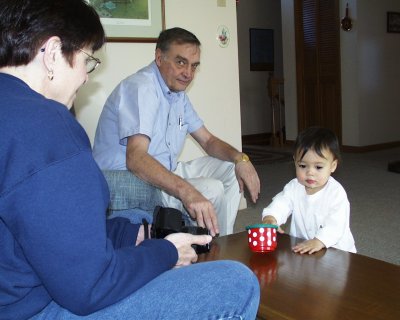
[198,231,400,320]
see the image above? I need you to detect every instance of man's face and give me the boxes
[155,42,200,92]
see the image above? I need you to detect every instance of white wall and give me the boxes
[237,0,284,136]
[340,0,360,146]
[343,0,400,146]
[75,0,242,161]
[280,0,297,142]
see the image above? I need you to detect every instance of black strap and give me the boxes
[142,218,149,239]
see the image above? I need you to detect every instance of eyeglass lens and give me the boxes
[79,49,100,74]
[86,58,99,73]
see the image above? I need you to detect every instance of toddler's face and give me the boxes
[294,148,337,195]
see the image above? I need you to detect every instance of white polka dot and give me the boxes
[273,236,276,241]
[253,232,257,237]
[273,229,276,234]
[253,240,258,246]
[259,228,265,233]
[248,230,251,234]
[249,238,252,242]
[260,236,265,242]
[267,231,271,237]
[267,240,272,246]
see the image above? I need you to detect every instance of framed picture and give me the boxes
[387,12,400,33]
[89,0,165,42]
[249,28,274,71]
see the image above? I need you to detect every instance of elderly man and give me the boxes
[93,27,260,236]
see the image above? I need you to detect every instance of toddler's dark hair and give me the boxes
[294,127,341,162]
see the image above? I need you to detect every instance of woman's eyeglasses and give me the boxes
[79,49,101,74]
[40,47,101,74]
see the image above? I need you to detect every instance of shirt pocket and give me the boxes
[172,123,188,154]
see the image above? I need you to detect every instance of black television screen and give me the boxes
[250,28,274,71]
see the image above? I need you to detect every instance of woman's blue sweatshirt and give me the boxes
[0,73,178,319]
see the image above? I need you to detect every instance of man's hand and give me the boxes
[292,238,325,254]
[235,161,260,203]
[181,189,219,237]
[127,135,219,236]
[190,128,260,203]
[165,233,212,267]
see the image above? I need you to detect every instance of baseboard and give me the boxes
[242,133,271,145]
[242,132,287,146]
[242,133,400,153]
[342,141,400,153]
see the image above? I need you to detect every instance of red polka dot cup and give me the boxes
[246,224,278,253]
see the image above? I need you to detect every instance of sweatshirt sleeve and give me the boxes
[106,217,140,248]
[7,151,178,316]
[261,179,296,225]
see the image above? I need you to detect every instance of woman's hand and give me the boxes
[165,233,212,267]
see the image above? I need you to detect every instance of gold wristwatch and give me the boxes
[234,153,250,165]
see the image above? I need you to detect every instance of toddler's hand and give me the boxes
[292,238,325,254]
[262,215,284,233]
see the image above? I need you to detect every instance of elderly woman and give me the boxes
[0,0,259,319]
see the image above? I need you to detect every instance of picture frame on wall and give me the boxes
[249,28,274,71]
[387,11,400,33]
[89,0,165,42]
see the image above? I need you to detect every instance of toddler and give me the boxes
[262,127,356,254]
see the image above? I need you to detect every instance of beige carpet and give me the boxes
[242,145,292,165]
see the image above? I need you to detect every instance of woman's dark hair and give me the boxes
[0,0,105,68]
[294,126,341,162]
[156,27,201,53]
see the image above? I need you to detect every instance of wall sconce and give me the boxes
[341,3,353,31]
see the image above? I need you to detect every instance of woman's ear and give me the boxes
[42,36,62,73]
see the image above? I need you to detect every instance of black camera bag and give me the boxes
[150,206,210,254]
[151,206,184,238]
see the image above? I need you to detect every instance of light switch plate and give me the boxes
[217,0,226,7]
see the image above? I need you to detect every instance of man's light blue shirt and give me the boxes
[93,61,203,171]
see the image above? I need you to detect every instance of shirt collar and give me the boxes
[151,61,184,102]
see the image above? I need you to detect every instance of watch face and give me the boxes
[235,153,250,164]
